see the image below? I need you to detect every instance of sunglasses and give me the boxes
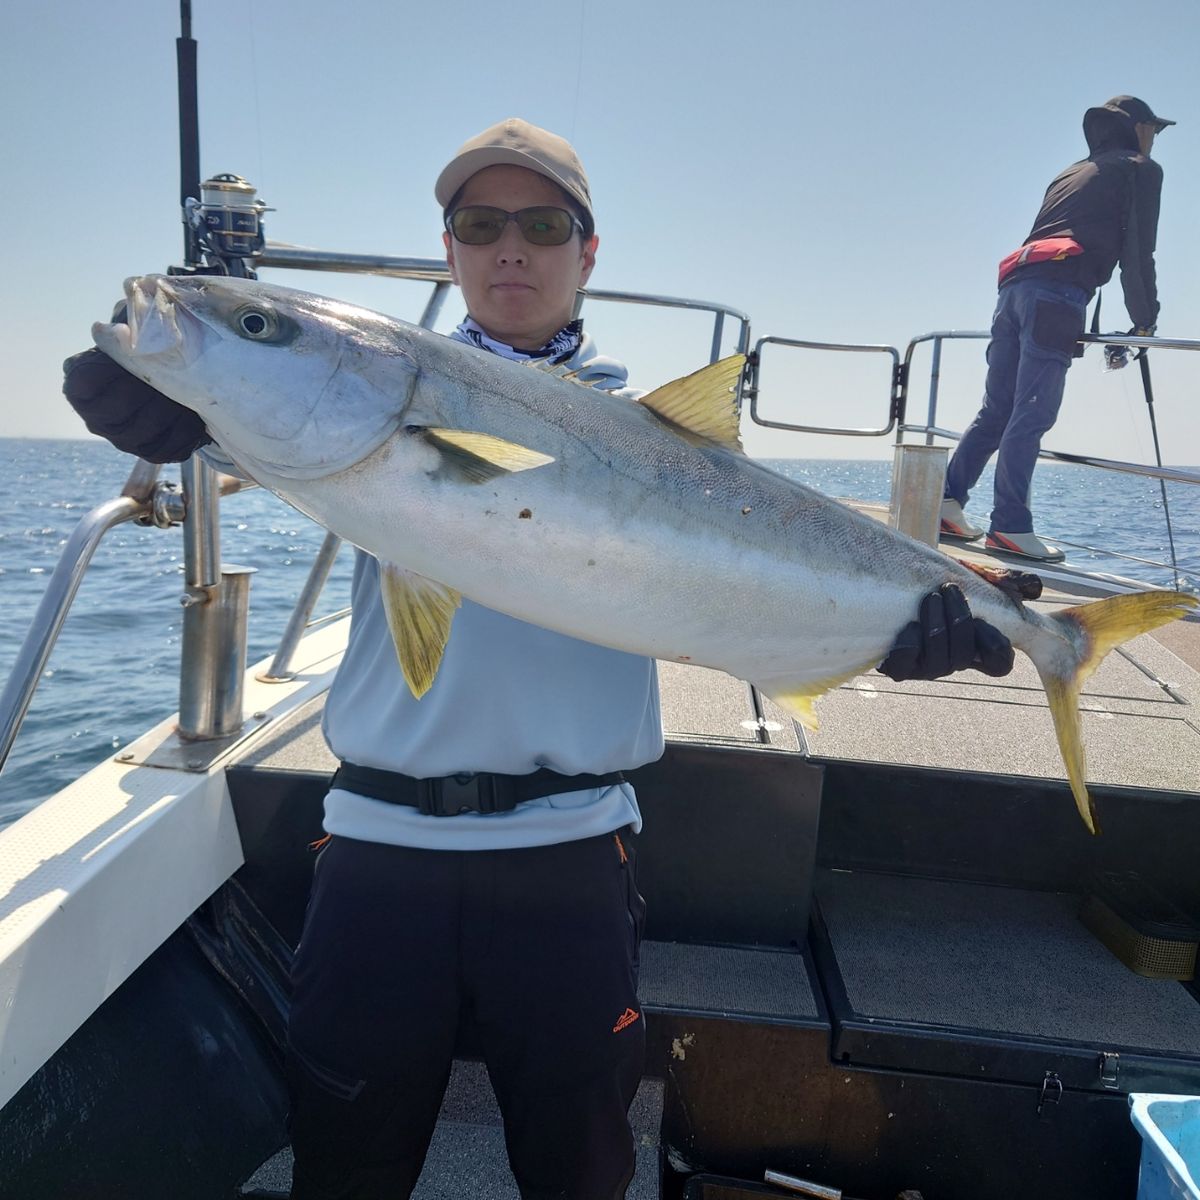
[445,205,583,247]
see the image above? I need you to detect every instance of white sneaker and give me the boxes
[985,530,1065,562]
[939,499,984,540]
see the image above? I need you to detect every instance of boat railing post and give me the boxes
[178,456,253,740]
[709,311,725,364]
[257,531,341,683]
[925,335,943,446]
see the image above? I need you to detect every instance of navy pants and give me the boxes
[285,831,647,1200]
[944,277,1088,533]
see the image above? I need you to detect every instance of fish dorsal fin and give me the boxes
[425,428,555,484]
[378,563,462,698]
[760,660,880,730]
[637,355,745,450]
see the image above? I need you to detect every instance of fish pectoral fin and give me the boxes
[638,355,746,451]
[425,428,555,484]
[953,557,1044,603]
[760,662,878,731]
[378,563,463,699]
[526,359,597,388]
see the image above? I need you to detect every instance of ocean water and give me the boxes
[1,436,1197,827]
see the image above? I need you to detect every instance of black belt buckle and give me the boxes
[417,772,515,817]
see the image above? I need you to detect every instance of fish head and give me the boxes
[92,275,420,479]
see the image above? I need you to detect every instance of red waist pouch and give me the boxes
[997,237,1084,286]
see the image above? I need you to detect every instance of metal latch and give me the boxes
[1037,1071,1063,1115]
[1098,1051,1120,1090]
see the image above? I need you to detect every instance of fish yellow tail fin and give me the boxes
[1038,590,1197,835]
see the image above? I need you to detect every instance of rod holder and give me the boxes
[889,444,948,547]
[178,564,255,740]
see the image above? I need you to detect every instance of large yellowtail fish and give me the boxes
[92,276,1197,833]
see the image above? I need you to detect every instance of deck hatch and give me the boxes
[812,869,1200,1095]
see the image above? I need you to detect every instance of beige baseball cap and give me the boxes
[434,118,593,226]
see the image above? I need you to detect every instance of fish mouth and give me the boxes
[92,275,211,366]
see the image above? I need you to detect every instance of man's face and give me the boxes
[443,164,597,351]
[1135,122,1157,156]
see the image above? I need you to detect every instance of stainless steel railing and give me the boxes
[0,465,257,776]
[0,463,179,774]
[898,330,1200,586]
[744,323,1199,585]
[898,328,1200,485]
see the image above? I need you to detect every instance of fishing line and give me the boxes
[1047,537,1197,588]
[1102,341,1179,590]
[248,3,267,194]
[569,0,585,140]
[1137,349,1181,592]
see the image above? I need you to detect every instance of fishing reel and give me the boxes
[180,173,273,278]
[1102,326,1155,371]
[1103,343,1129,371]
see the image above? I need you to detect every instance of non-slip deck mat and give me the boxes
[639,940,818,1020]
[817,869,1200,1051]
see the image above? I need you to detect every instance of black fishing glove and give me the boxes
[879,582,1014,682]
[62,347,211,464]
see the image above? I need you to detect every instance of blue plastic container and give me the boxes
[1129,1093,1200,1200]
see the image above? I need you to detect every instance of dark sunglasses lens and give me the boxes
[450,207,507,245]
[516,208,576,245]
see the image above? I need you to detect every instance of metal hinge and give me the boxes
[1037,1071,1063,1115]
[1098,1051,1120,1090]
[741,350,760,402]
[890,362,909,423]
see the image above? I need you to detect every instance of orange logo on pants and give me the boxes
[612,1007,640,1033]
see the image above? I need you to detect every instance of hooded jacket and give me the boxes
[1006,106,1163,329]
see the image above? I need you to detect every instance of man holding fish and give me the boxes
[64,119,1049,1199]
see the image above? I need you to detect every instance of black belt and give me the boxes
[331,760,626,818]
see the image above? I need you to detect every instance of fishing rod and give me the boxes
[173,0,270,278]
[1098,289,1182,592]
[1136,349,1182,591]
[176,0,201,268]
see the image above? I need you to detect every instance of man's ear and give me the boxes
[443,231,459,284]
[579,234,598,288]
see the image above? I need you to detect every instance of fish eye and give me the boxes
[235,306,278,340]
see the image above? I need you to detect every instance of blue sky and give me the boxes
[1,0,1197,465]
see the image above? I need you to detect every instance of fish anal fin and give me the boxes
[761,661,880,731]
[379,563,462,699]
[638,355,745,450]
[767,690,821,731]
[425,428,554,484]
